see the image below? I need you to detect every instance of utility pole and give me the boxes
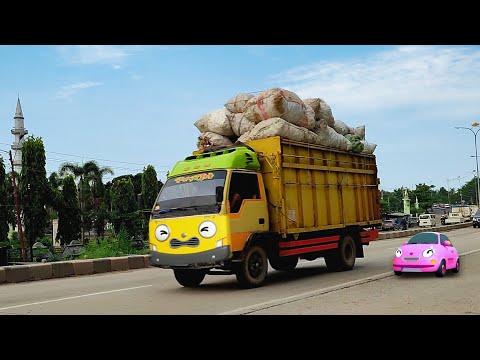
[9,150,26,262]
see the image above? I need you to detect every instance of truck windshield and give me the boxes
[152,170,226,218]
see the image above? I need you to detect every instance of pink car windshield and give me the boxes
[407,233,438,244]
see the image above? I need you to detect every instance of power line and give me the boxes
[0,142,170,168]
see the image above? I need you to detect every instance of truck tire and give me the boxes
[173,269,206,287]
[269,256,298,271]
[324,235,356,272]
[236,245,268,288]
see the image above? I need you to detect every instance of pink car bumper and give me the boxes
[393,258,439,273]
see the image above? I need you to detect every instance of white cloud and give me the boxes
[130,74,143,81]
[57,45,143,68]
[272,46,480,116]
[55,81,102,100]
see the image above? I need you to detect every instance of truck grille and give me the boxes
[170,237,200,249]
[403,257,419,261]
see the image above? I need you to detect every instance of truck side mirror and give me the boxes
[215,186,224,203]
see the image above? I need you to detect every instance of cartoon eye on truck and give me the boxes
[149,136,382,288]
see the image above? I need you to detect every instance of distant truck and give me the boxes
[445,212,465,225]
[450,205,473,222]
[148,136,382,288]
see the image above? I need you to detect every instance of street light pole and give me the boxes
[457,176,463,204]
[446,178,451,204]
[474,170,479,206]
[455,124,480,208]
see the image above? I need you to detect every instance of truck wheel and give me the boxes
[236,245,268,288]
[324,235,356,272]
[269,256,298,271]
[173,269,206,287]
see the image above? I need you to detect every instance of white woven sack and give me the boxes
[243,88,306,126]
[302,104,317,130]
[360,141,377,154]
[350,125,365,139]
[224,93,254,113]
[313,126,352,151]
[194,108,234,137]
[229,113,256,137]
[318,98,334,127]
[197,132,233,150]
[332,119,350,135]
[246,117,318,143]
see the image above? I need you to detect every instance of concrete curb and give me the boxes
[5,265,31,283]
[0,254,151,285]
[29,263,53,281]
[0,267,5,284]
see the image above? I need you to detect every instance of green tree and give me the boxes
[4,172,16,229]
[141,165,159,212]
[460,177,477,204]
[435,187,449,204]
[140,165,159,239]
[19,136,49,260]
[110,178,140,237]
[112,174,142,201]
[0,156,9,242]
[410,183,436,211]
[46,171,63,208]
[57,175,81,246]
[59,160,113,243]
[93,204,109,241]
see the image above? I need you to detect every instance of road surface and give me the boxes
[1,227,479,315]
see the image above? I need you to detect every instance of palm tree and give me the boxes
[59,161,113,244]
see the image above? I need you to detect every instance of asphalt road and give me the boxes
[1,227,479,315]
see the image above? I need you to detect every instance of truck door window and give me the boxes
[229,172,260,213]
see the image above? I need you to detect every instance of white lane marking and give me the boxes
[0,285,152,311]
[219,248,480,315]
[218,272,393,315]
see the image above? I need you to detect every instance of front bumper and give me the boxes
[393,262,437,273]
[150,245,231,269]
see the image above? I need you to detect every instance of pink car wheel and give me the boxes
[452,258,460,273]
[435,260,446,278]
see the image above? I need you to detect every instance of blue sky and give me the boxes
[0,45,479,192]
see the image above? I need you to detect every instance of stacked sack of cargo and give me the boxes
[194,88,377,154]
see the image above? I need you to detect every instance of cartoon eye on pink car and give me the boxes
[393,232,460,277]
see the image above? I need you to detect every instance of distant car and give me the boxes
[472,209,480,228]
[382,219,397,231]
[419,214,436,227]
[408,217,419,227]
[392,232,460,277]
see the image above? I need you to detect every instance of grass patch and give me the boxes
[80,230,148,259]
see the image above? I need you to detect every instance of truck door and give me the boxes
[228,171,269,252]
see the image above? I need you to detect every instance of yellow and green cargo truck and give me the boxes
[149,136,382,288]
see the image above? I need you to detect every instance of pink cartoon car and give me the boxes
[393,232,460,277]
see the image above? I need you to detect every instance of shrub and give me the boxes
[80,229,148,259]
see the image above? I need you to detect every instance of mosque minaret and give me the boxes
[11,97,28,174]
